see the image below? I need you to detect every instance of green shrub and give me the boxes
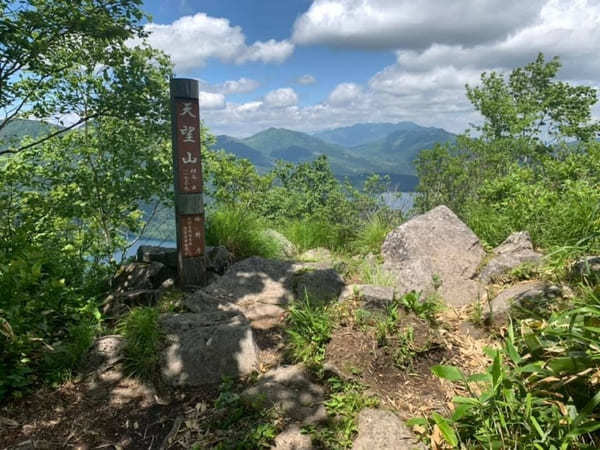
[206,206,282,260]
[117,307,162,378]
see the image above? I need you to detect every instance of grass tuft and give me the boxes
[117,307,162,379]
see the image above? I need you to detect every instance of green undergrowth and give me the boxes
[415,275,600,449]
[196,376,281,449]
[304,377,378,449]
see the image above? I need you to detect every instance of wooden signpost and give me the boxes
[170,78,207,286]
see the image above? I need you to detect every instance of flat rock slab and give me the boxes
[382,205,485,306]
[272,425,313,450]
[160,313,258,386]
[338,284,395,311]
[489,281,564,324]
[242,365,327,425]
[352,408,425,450]
[186,257,344,329]
[479,232,543,283]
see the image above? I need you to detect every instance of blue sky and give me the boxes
[140,0,600,137]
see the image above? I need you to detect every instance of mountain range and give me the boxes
[212,122,455,191]
[1,119,456,191]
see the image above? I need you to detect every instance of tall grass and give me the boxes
[117,307,162,378]
[206,206,282,260]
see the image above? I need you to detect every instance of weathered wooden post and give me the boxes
[170,78,207,286]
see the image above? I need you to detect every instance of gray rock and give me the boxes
[300,248,333,263]
[339,284,395,311]
[242,365,327,425]
[352,409,424,450]
[294,267,344,301]
[272,425,313,450]
[570,256,600,281]
[382,205,485,306]
[479,232,542,283]
[87,335,126,372]
[489,281,564,324]
[265,229,298,258]
[206,245,232,275]
[112,261,173,292]
[137,245,177,269]
[160,313,258,386]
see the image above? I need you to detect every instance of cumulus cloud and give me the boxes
[292,0,546,50]
[144,13,294,69]
[327,83,363,105]
[198,92,226,110]
[201,0,600,137]
[297,74,317,85]
[264,88,299,108]
[199,77,260,96]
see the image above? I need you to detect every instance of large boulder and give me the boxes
[479,232,543,283]
[382,205,485,306]
[159,312,258,386]
[352,409,424,450]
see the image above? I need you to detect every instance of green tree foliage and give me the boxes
[416,53,600,251]
[0,0,174,398]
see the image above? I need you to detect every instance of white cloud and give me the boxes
[200,0,600,137]
[198,92,226,110]
[220,78,261,95]
[144,13,294,69]
[293,0,546,49]
[264,88,299,108]
[236,39,294,64]
[327,83,363,105]
[297,74,317,85]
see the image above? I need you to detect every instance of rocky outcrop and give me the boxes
[103,262,175,318]
[272,425,313,450]
[479,232,542,283]
[352,409,424,450]
[382,205,485,306]
[338,284,395,311]
[159,312,258,386]
[137,244,232,276]
[185,257,343,330]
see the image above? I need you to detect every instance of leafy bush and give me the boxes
[117,307,162,379]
